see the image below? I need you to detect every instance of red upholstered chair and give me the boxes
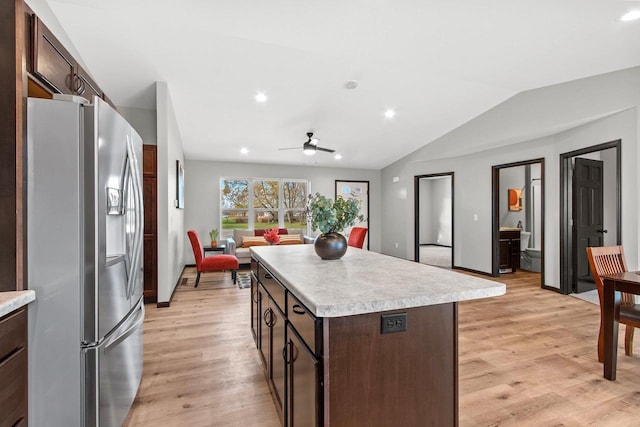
[348,227,368,249]
[187,230,239,287]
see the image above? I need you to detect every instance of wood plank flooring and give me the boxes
[125,268,640,426]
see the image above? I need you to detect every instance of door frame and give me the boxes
[559,140,621,294]
[335,180,370,250]
[491,159,546,288]
[413,172,454,267]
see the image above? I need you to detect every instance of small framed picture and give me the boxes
[176,160,184,209]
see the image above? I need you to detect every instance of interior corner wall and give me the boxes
[156,82,185,304]
[381,67,639,289]
[119,107,157,146]
[182,160,381,264]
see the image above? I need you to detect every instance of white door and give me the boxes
[335,180,369,250]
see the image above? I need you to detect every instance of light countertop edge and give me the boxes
[0,290,36,318]
[251,245,506,318]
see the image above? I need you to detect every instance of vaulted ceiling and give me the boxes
[27,0,640,169]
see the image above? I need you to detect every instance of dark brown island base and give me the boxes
[249,245,505,427]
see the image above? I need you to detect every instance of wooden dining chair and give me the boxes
[586,245,640,362]
[347,227,368,249]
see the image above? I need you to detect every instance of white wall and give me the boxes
[119,107,157,146]
[430,177,452,246]
[418,180,433,244]
[156,82,185,303]
[183,160,381,264]
[381,66,640,289]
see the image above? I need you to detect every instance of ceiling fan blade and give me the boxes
[278,147,302,150]
[316,146,335,153]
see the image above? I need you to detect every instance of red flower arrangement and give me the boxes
[263,227,281,245]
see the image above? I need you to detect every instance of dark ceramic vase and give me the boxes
[314,232,347,260]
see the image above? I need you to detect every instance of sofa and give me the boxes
[226,228,314,265]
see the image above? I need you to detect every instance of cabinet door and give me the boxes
[286,326,319,427]
[271,305,286,413]
[75,64,103,101]
[32,16,76,94]
[258,286,269,370]
[499,239,511,269]
[250,274,260,346]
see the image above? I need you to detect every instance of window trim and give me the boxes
[220,177,310,236]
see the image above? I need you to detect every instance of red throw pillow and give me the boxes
[255,228,288,236]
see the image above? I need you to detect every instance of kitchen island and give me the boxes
[250,245,505,427]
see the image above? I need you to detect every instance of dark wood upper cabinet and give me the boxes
[75,64,102,101]
[31,15,105,103]
[32,16,76,94]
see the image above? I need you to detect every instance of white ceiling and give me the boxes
[28,0,640,169]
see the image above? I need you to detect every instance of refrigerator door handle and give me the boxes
[125,134,144,299]
[105,300,145,352]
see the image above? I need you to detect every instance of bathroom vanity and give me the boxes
[499,228,521,273]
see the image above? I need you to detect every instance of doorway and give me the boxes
[336,180,370,250]
[559,140,621,295]
[414,173,454,268]
[491,159,545,288]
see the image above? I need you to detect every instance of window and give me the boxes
[220,178,309,237]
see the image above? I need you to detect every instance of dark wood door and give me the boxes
[573,157,604,293]
[286,326,319,427]
[143,178,157,234]
[143,236,157,303]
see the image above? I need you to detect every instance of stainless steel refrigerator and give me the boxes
[27,96,145,427]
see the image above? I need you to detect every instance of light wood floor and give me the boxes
[125,269,640,426]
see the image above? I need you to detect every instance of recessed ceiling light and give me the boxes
[345,80,358,90]
[240,147,249,155]
[334,154,342,160]
[255,92,267,103]
[384,109,396,119]
[620,10,640,21]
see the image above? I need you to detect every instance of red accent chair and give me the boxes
[347,227,368,249]
[187,230,239,287]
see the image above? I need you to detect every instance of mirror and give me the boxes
[508,188,522,211]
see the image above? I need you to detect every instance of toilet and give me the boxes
[522,248,542,272]
[520,231,542,272]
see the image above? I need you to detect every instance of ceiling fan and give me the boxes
[278,132,335,156]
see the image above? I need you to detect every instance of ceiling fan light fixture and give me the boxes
[303,145,316,155]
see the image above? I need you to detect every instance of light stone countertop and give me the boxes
[0,290,36,318]
[251,245,506,317]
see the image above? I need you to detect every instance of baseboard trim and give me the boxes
[157,266,187,308]
[420,243,452,248]
[452,266,493,277]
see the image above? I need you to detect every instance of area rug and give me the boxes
[569,289,599,305]
[236,271,251,289]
